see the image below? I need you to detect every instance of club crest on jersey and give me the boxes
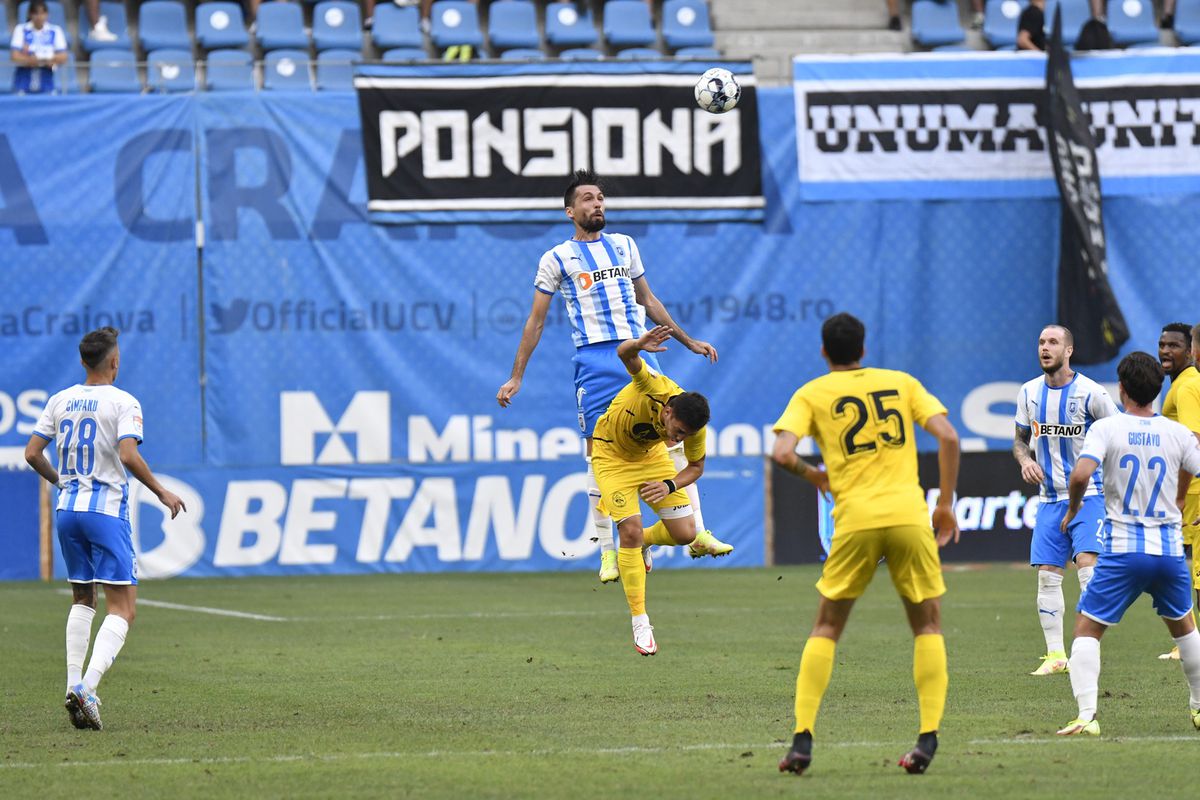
[1031,419,1084,438]
[1068,399,1080,416]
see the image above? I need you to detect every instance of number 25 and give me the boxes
[833,390,907,458]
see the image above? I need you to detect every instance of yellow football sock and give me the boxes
[793,636,836,734]
[643,520,676,546]
[913,633,948,734]
[617,547,646,616]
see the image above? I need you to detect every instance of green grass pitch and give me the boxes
[1,564,1196,798]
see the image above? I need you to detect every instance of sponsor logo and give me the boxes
[209,299,455,335]
[1031,420,1084,438]
[0,306,156,337]
[280,391,391,465]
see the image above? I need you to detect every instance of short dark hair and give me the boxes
[668,392,710,432]
[1043,324,1074,346]
[79,326,119,370]
[564,169,602,207]
[1162,322,1192,340]
[822,312,865,365]
[1117,351,1164,406]
[27,0,47,17]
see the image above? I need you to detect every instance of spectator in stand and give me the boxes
[970,0,985,30]
[10,0,68,95]
[80,0,118,42]
[1076,17,1114,50]
[1162,0,1176,29]
[886,0,901,31]
[1017,0,1047,50]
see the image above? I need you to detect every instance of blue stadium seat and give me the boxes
[381,47,429,60]
[616,47,662,59]
[205,48,255,90]
[81,2,132,53]
[662,0,715,50]
[1174,0,1200,44]
[0,51,13,95]
[488,1,540,51]
[674,45,720,58]
[545,2,597,47]
[560,47,603,60]
[911,0,965,47]
[139,1,192,53]
[500,47,546,60]
[1107,0,1158,45]
[982,0,1027,49]
[1045,0,1090,46]
[316,48,356,91]
[256,2,310,51]
[196,3,251,50]
[88,48,142,93]
[372,4,424,50]
[430,1,485,49]
[603,0,656,48]
[0,6,7,43]
[313,1,364,52]
[264,49,312,90]
[17,1,67,32]
[147,48,196,92]
[60,50,80,93]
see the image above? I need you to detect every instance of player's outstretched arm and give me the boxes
[1013,425,1045,485]
[497,291,553,408]
[770,431,831,499]
[923,414,960,546]
[118,438,186,519]
[1061,457,1100,533]
[617,325,671,374]
[632,276,717,363]
[24,434,61,487]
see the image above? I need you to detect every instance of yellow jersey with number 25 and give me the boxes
[774,368,948,534]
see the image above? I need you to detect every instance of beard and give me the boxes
[1041,357,1064,375]
[578,213,606,233]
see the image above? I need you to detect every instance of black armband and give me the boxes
[664,479,677,494]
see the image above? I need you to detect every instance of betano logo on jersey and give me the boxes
[1031,419,1085,439]
[574,265,631,292]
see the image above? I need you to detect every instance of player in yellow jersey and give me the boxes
[772,313,960,776]
[591,325,733,656]
[1159,322,1200,660]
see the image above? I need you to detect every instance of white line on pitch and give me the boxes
[54,590,287,622]
[5,735,1199,771]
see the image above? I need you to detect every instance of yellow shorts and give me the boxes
[817,524,946,604]
[592,442,690,523]
[1185,493,1200,590]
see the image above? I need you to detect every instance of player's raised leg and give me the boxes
[614,514,656,655]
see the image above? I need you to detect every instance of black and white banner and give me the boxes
[793,51,1200,201]
[355,61,763,223]
[1046,9,1128,364]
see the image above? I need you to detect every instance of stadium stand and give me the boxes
[138,1,192,53]
[1177,0,1200,44]
[544,1,598,48]
[148,47,195,91]
[381,46,429,59]
[501,46,547,59]
[603,0,657,48]
[195,2,251,50]
[313,1,364,52]
[81,1,130,51]
[316,47,357,89]
[0,50,12,93]
[616,46,662,58]
[1046,0,1092,45]
[675,44,720,58]
[256,2,310,51]
[88,47,140,92]
[488,0,540,51]
[371,3,425,50]
[205,48,255,90]
[911,0,967,47]
[429,0,485,50]
[1108,0,1160,44]
[662,0,715,49]
[263,48,312,90]
[983,0,1027,48]
[560,46,604,58]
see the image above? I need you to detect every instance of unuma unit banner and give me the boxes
[792,50,1200,201]
[354,60,763,223]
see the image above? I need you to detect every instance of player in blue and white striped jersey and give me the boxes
[1013,325,1118,676]
[24,326,185,731]
[1056,351,1200,736]
[497,169,721,583]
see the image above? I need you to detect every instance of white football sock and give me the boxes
[84,614,129,691]
[1037,570,1066,653]
[65,604,96,689]
[669,445,706,531]
[586,457,614,555]
[1077,565,1094,594]
[1068,636,1101,721]
[1173,629,1200,708]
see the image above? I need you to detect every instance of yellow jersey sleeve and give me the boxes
[772,387,814,438]
[908,375,949,427]
[683,426,706,463]
[630,363,671,395]
[1177,380,1200,436]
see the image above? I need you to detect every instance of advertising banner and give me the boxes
[793,50,1200,201]
[355,61,763,223]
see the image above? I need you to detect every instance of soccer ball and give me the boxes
[694,68,741,114]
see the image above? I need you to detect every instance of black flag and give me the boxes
[1045,7,1128,364]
